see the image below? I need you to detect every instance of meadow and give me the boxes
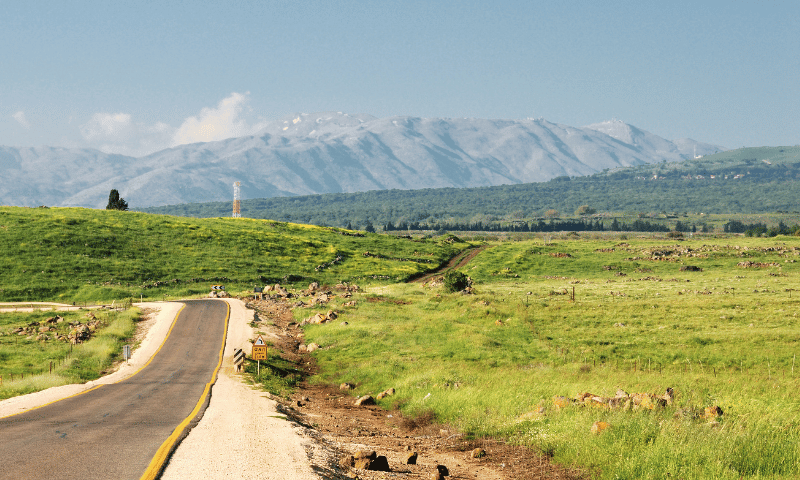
[0,206,464,302]
[302,234,800,479]
[0,307,138,400]
[3,205,800,477]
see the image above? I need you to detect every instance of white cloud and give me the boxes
[172,92,265,146]
[13,111,30,129]
[80,112,173,157]
[78,92,266,157]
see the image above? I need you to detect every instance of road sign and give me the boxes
[123,345,131,362]
[253,335,267,360]
[211,285,225,290]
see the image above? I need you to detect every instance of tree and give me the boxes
[364,221,376,233]
[574,205,597,216]
[106,189,128,211]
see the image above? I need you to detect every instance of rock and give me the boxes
[339,455,354,469]
[376,388,395,400]
[406,452,418,465]
[354,450,377,460]
[298,344,307,353]
[471,447,486,458]
[591,421,611,434]
[435,464,450,476]
[340,321,349,326]
[306,343,320,353]
[355,395,375,406]
[370,456,390,472]
[309,282,319,292]
[354,457,372,470]
[340,382,355,390]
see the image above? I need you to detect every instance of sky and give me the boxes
[2,1,798,157]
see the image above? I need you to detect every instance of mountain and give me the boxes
[0,113,725,208]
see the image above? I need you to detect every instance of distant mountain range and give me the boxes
[0,113,725,208]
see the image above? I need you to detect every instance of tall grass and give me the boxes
[303,236,800,479]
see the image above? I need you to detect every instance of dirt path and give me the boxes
[411,244,490,284]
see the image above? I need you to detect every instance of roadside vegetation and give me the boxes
[301,235,800,479]
[0,307,138,400]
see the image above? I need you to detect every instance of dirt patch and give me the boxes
[411,245,489,284]
[246,296,585,480]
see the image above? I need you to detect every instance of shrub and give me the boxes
[443,270,469,293]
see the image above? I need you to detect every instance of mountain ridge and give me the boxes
[0,113,725,208]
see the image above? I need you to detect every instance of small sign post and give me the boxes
[123,345,131,363]
[252,335,268,376]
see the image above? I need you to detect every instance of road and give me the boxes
[0,299,228,480]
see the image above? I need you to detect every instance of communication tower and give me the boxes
[232,181,241,218]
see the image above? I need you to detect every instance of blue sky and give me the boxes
[2,1,798,156]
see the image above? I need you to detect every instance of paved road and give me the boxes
[0,299,228,480]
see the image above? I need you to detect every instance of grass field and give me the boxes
[0,307,139,400]
[302,235,800,479]
[3,205,800,478]
[0,206,465,302]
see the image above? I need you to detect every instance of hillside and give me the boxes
[0,114,722,208]
[0,207,465,302]
[141,146,800,230]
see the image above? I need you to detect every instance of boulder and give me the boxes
[340,383,354,390]
[339,455,354,469]
[355,395,376,406]
[306,343,320,353]
[376,387,396,400]
[406,452,418,465]
[470,448,486,458]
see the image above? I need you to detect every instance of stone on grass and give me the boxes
[471,447,486,458]
[355,395,375,406]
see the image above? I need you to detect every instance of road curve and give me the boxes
[0,299,228,480]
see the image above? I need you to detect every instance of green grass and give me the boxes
[0,206,466,302]
[0,308,139,400]
[303,235,800,479]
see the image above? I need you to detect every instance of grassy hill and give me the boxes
[0,206,466,303]
[139,146,800,230]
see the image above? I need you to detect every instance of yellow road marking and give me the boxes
[139,300,230,480]
[0,303,186,421]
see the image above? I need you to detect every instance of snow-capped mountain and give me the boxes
[0,113,725,208]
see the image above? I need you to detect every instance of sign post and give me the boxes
[252,335,268,376]
[123,344,131,363]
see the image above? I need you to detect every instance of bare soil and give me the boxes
[246,295,585,480]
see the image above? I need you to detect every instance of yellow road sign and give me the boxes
[253,335,267,360]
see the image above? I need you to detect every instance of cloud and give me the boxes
[172,92,266,146]
[78,92,266,157]
[13,111,30,129]
[80,112,173,157]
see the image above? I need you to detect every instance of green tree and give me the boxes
[574,205,596,216]
[106,189,129,211]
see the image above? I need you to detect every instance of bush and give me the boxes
[443,270,469,293]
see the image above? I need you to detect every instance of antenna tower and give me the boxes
[232,181,241,218]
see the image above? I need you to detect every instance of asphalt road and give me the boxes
[0,299,228,480]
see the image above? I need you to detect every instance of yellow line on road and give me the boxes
[0,303,186,421]
[139,300,230,480]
